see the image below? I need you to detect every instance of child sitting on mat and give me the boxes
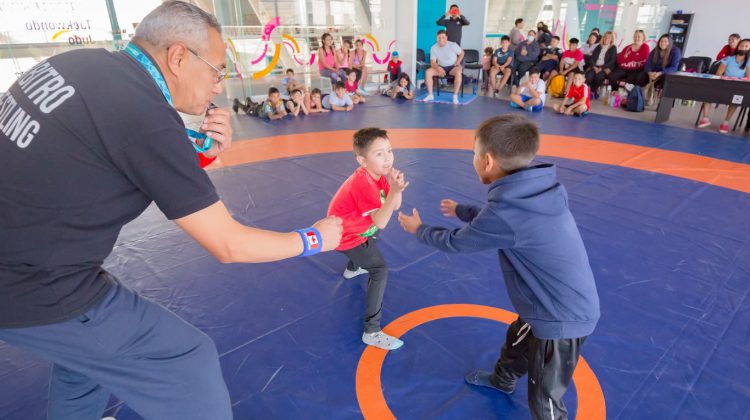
[345,69,367,104]
[384,73,414,100]
[397,115,599,420]
[553,70,590,117]
[328,128,409,350]
[323,81,355,111]
[509,67,545,112]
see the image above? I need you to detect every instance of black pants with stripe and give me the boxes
[491,317,587,420]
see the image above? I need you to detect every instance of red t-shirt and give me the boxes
[617,43,650,70]
[566,83,590,109]
[327,167,390,251]
[716,44,736,61]
[345,79,358,93]
[388,59,402,75]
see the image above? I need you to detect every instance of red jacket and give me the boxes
[716,44,736,61]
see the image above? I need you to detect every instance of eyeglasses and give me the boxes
[186,47,227,83]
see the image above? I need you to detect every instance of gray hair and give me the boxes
[135,1,221,53]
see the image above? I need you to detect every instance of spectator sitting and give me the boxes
[281,68,300,95]
[548,37,583,93]
[323,81,355,111]
[608,29,650,88]
[258,87,288,120]
[305,88,330,113]
[553,71,590,117]
[352,39,369,88]
[537,35,563,80]
[645,34,681,91]
[717,33,741,61]
[384,72,414,100]
[318,32,345,82]
[580,33,600,57]
[337,39,353,77]
[488,35,514,95]
[387,51,403,82]
[536,21,552,47]
[424,29,465,104]
[585,31,617,97]
[345,69,367,104]
[481,46,493,90]
[698,38,750,133]
[509,67,546,112]
[512,30,541,87]
[284,88,309,117]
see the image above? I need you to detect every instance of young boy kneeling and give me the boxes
[398,115,599,420]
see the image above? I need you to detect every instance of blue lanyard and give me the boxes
[124,43,213,153]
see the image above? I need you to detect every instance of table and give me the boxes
[655,72,750,131]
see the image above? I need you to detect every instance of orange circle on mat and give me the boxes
[355,304,606,419]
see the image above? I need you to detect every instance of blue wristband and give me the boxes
[296,227,323,257]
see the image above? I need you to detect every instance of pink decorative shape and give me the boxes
[251,44,269,65]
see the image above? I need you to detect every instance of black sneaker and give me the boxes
[464,370,515,394]
[232,98,240,113]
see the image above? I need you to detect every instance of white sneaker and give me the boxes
[452,95,459,104]
[362,331,403,350]
[424,94,434,102]
[343,267,368,279]
[101,417,117,420]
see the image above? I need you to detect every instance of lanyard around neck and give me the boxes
[124,43,213,153]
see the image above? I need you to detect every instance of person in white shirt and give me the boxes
[424,29,465,104]
[509,67,546,111]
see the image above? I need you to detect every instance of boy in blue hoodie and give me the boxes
[398,115,599,420]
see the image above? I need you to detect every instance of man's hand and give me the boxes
[201,107,233,158]
[440,199,458,217]
[398,208,422,234]
[437,67,447,77]
[312,216,343,251]
[387,168,410,193]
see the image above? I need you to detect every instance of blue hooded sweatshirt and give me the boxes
[416,164,599,340]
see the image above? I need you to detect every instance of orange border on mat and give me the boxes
[354,304,606,419]
[211,129,750,194]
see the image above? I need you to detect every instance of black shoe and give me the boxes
[232,98,240,113]
[464,370,515,394]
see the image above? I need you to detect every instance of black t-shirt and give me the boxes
[0,48,219,328]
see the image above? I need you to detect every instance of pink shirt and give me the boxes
[338,48,350,68]
[319,47,336,70]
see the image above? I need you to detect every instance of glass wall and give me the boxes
[0,0,376,96]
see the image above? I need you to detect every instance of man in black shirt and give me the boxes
[436,4,470,46]
[0,1,341,418]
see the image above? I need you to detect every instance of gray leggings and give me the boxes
[320,67,346,83]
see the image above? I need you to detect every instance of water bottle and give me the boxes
[613,93,621,108]
[604,86,611,105]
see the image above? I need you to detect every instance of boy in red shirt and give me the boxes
[387,51,403,82]
[554,71,590,116]
[327,128,409,350]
